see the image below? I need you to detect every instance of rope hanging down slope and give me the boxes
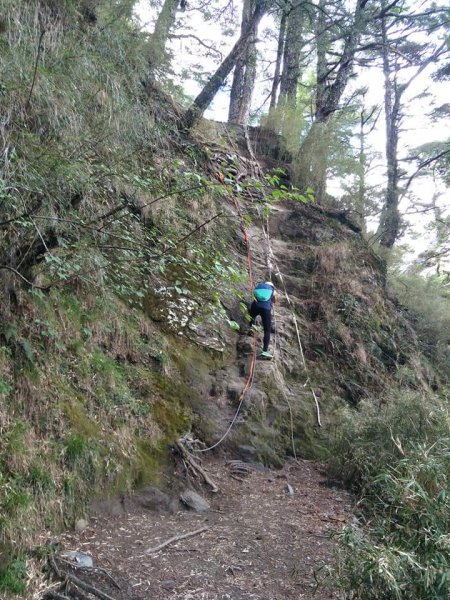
[193,193,257,453]
[195,132,321,453]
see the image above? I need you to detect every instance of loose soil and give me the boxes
[51,457,352,600]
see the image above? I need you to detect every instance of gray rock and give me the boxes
[89,497,126,517]
[247,389,267,410]
[180,489,210,512]
[161,580,177,591]
[236,338,255,355]
[235,444,257,462]
[133,485,174,514]
[226,381,244,402]
[61,551,93,568]
[74,518,88,532]
[285,484,295,496]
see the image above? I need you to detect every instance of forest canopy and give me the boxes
[138,0,450,263]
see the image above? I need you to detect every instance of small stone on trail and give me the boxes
[161,579,177,591]
[74,518,88,532]
[61,550,93,568]
[180,489,210,512]
[235,444,257,462]
[285,484,295,496]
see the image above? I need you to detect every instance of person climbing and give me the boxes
[248,281,276,359]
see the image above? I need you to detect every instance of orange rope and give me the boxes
[230,196,254,293]
[193,194,257,453]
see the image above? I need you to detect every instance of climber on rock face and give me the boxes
[248,281,276,359]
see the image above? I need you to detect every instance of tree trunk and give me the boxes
[296,0,370,196]
[181,0,268,130]
[278,1,305,109]
[228,0,258,125]
[377,15,401,248]
[315,0,327,121]
[356,107,368,234]
[145,0,181,80]
[269,9,287,111]
[315,0,370,123]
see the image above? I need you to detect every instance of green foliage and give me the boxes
[0,377,12,397]
[330,392,450,598]
[228,320,240,332]
[409,139,449,186]
[264,171,314,204]
[27,464,55,492]
[0,555,27,595]
[0,0,174,294]
[390,273,450,382]
[64,434,91,466]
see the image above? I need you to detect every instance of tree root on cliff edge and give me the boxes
[175,439,219,493]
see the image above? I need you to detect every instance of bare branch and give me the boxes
[404,148,450,193]
[145,526,209,554]
[0,265,49,289]
[169,33,224,60]
[25,29,45,110]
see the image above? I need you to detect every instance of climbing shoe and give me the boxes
[259,350,273,360]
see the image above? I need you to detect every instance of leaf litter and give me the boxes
[48,458,352,599]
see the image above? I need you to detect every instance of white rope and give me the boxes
[243,126,322,429]
[193,350,257,453]
[272,309,297,459]
[254,200,322,428]
[272,260,322,428]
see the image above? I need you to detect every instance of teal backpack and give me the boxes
[254,284,273,302]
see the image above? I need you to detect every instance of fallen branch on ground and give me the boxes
[46,556,117,600]
[175,441,219,492]
[57,558,121,590]
[145,526,209,554]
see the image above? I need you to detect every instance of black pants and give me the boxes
[249,302,272,352]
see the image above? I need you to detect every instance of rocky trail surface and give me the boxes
[46,458,351,600]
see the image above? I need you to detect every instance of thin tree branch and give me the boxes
[25,29,46,110]
[169,34,223,60]
[0,210,32,228]
[32,216,155,251]
[0,265,49,289]
[404,149,450,193]
[153,211,224,258]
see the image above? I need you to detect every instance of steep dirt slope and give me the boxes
[187,137,434,463]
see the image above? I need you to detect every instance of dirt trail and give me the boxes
[56,458,351,600]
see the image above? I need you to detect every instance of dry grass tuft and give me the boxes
[314,242,349,276]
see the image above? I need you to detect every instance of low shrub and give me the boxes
[330,392,450,599]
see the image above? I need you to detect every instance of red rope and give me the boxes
[193,195,257,453]
[230,196,254,293]
[229,194,257,408]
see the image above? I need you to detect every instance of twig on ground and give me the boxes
[145,526,209,554]
[25,29,46,110]
[43,592,70,600]
[62,572,116,600]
